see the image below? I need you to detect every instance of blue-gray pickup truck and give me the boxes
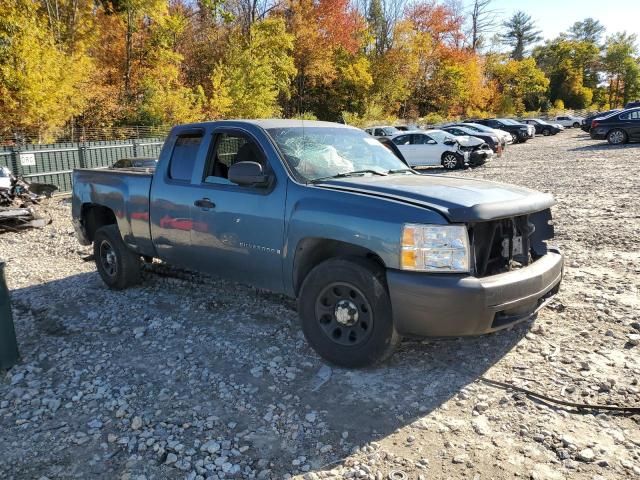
[72,120,563,367]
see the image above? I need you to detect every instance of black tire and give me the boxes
[572,122,580,128]
[510,132,519,143]
[441,152,462,170]
[542,128,550,136]
[93,224,142,290]
[297,257,400,368]
[607,129,627,145]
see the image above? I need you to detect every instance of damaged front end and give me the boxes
[0,167,57,232]
[468,209,555,277]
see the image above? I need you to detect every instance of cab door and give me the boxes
[187,128,287,292]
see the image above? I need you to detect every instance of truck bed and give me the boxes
[72,168,155,256]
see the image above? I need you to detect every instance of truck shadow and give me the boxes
[4,267,529,478]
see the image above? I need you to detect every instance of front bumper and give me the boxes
[387,250,563,337]
[470,149,494,166]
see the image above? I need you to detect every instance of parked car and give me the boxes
[110,157,158,169]
[440,125,503,156]
[625,100,640,109]
[581,109,622,132]
[590,107,640,144]
[390,129,494,169]
[553,115,584,128]
[364,126,400,139]
[519,118,561,136]
[450,122,513,145]
[394,125,420,132]
[72,119,563,367]
[469,118,531,143]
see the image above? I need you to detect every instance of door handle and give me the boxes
[194,198,215,209]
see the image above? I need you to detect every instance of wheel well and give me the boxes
[292,238,385,296]
[82,204,117,243]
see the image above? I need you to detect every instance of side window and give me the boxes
[622,110,639,120]
[392,135,411,145]
[411,134,427,144]
[203,133,266,184]
[374,129,383,136]
[169,133,202,181]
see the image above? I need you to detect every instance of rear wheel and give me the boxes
[93,225,142,289]
[607,129,627,145]
[572,122,580,128]
[510,132,519,143]
[298,258,400,368]
[441,152,461,170]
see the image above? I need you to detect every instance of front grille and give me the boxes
[468,209,554,277]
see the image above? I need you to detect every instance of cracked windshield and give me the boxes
[267,127,409,181]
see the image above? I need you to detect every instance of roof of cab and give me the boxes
[175,119,359,130]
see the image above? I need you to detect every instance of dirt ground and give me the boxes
[0,129,639,480]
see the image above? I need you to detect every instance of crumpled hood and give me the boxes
[314,174,555,222]
[455,135,484,147]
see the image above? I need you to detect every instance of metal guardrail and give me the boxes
[0,139,165,193]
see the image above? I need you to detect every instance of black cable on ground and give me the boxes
[479,376,640,414]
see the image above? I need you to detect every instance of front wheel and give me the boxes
[93,224,142,290]
[298,258,400,368]
[607,129,627,145]
[510,132,519,143]
[542,128,550,136]
[572,122,580,128]
[441,152,461,170]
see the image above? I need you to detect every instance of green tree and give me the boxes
[488,57,549,114]
[534,38,599,108]
[568,18,605,44]
[602,33,640,107]
[210,18,296,118]
[500,11,542,60]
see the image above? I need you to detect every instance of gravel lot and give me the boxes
[1,129,639,480]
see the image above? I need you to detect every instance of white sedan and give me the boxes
[389,130,487,169]
[553,115,584,128]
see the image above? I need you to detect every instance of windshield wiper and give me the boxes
[311,169,388,183]
[387,168,415,174]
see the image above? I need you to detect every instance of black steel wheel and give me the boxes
[93,224,142,290]
[298,257,400,367]
[542,128,550,136]
[314,282,374,347]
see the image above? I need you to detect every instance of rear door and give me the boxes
[391,134,416,164]
[411,133,442,166]
[150,129,205,269]
[621,109,640,140]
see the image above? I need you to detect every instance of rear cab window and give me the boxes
[169,133,203,182]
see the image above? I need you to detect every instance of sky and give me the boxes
[468,0,640,42]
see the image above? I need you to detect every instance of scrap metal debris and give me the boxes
[0,167,56,232]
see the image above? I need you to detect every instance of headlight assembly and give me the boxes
[401,224,470,273]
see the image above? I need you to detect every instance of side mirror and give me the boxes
[228,161,270,186]
[443,139,456,146]
[427,139,437,145]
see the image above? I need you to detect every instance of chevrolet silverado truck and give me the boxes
[72,120,563,367]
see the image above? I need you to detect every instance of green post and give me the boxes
[0,261,19,370]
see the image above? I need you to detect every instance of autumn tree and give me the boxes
[501,11,542,60]
[602,33,640,107]
[0,0,92,141]
[487,56,549,114]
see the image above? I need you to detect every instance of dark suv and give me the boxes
[590,108,640,144]
[468,118,531,143]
